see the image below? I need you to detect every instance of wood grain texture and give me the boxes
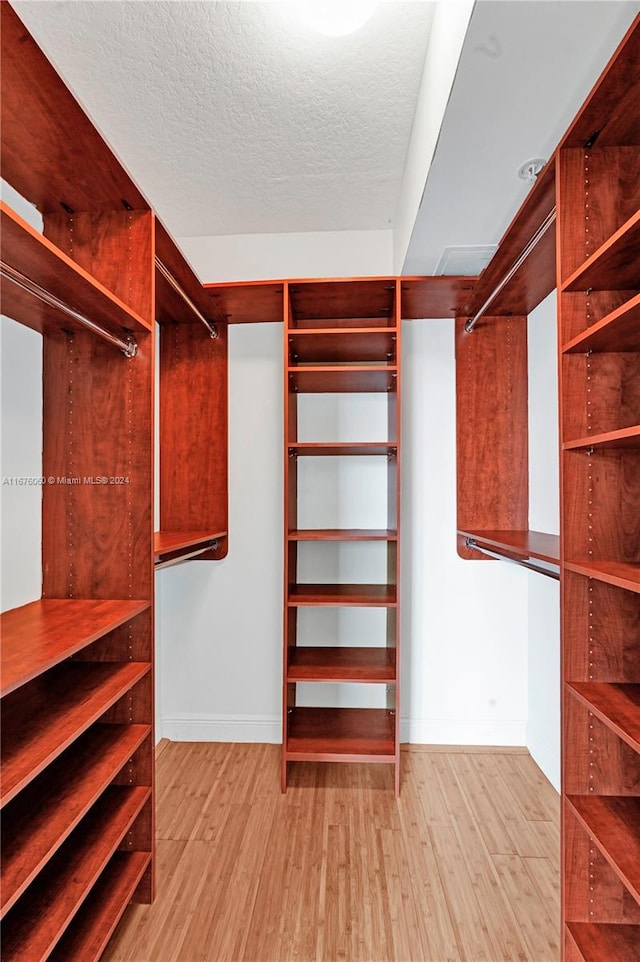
[0,3,148,213]
[0,662,150,807]
[563,210,640,293]
[101,743,560,962]
[566,921,640,962]
[400,275,477,319]
[288,365,398,393]
[1,724,149,917]
[1,786,150,962]
[287,646,396,682]
[0,203,151,337]
[290,278,395,323]
[567,795,640,904]
[159,321,228,545]
[155,218,225,327]
[286,707,396,761]
[0,598,149,697]
[561,14,640,148]
[567,682,640,755]
[204,279,285,324]
[288,528,397,541]
[563,293,640,353]
[562,354,640,439]
[455,315,529,559]
[457,529,560,564]
[287,583,397,606]
[288,328,397,364]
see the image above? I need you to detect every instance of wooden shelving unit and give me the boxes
[282,278,401,793]
[557,17,640,960]
[155,219,228,567]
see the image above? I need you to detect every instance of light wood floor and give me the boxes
[104,742,560,962]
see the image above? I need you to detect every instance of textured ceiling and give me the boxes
[14,0,435,237]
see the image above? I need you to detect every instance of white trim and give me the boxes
[162,713,281,743]
[400,717,526,747]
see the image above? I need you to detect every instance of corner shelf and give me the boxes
[566,923,640,962]
[1,599,149,697]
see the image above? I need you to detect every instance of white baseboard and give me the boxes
[160,712,525,747]
[162,713,281,743]
[400,716,527,746]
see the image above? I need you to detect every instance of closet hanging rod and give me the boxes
[155,541,218,570]
[465,206,557,333]
[155,256,218,339]
[466,537,560,580]
[0,261,138,357]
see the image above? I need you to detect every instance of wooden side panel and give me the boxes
[44,211,154,321]
[455,315,529,559]
[42,328,153,601]
[159,321,228,550]
[563,573,640,683]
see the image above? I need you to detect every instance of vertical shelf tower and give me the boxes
[282,279,402,794]
[557,19,640,962]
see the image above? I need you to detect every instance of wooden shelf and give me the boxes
[562,293,640,354]
[566,922,640,962]
[288,442,396,457]
[400,275,476,319]
[285,707,396,762]
[567,795,640,904]
[457,529,560,564]
[1,661,150,807]
[0,599,150,698]
[48,851,151,962]
[288,328,397,364]
[154,530,227,566]
[566,682,640,754]
[287,647,396,683]
[563,426,640,450]
[562,210,640,293]
[289,278,396,324]
[288,366,398,394]
[288,584,397,607]
[288,528,396,541]
[564,560,640,593]
[1,723,149,917]
[0,785,150,962]
[203,280,284,324]
[0,202,151,337]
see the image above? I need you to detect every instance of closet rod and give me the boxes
[466,537,560,580]
[0,261,138,357]
[155,257,218,338]
[465,206,557,333]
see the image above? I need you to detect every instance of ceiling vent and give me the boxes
[434,245,497,276]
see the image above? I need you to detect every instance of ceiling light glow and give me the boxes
[295,1,379,36]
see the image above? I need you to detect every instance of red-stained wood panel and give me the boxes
[563,294,640,354]
[1,724,149,917]
[0,3,148,213]
[400,276,477,319]
[566,922,640,962]
[564,426,640,451]
[0,203,151,338]
[288,442,396,457]
[204,280,285,323]
[288,328,397,364]
[564,561,640,594]
[0,662,150,808]
[290,278,396,323]
[563,210,640,293]
[567,795,640,904]
[287,529,397,541]
[155,218,225,327]
[561,15,640,149]
[286,707,395,761]
[457,529,560,565]
[0,786,150,962]
[288,365,398,394]
[567,682,640,755]
[159,322,228,555]
[287,584,397,607]
[455,315,529,559]
[287,647,396,683]
[47,851,151,962]
[0,599,149,697]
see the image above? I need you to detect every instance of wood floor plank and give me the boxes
[101,743,560,962]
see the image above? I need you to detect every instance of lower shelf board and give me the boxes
[287,646,396,683]
[1,660,151,807]
[567,795,640,903]
[1,723,150,917]
[567,682,640,754]
[285,707,396,762]
[48,851,151,962]
[288,584,397,607]
[1,785,150,961]
[565,560,640,593]
[566,922,640,962]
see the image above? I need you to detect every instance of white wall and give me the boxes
[527,291,561,791]
[159,317,530,745]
